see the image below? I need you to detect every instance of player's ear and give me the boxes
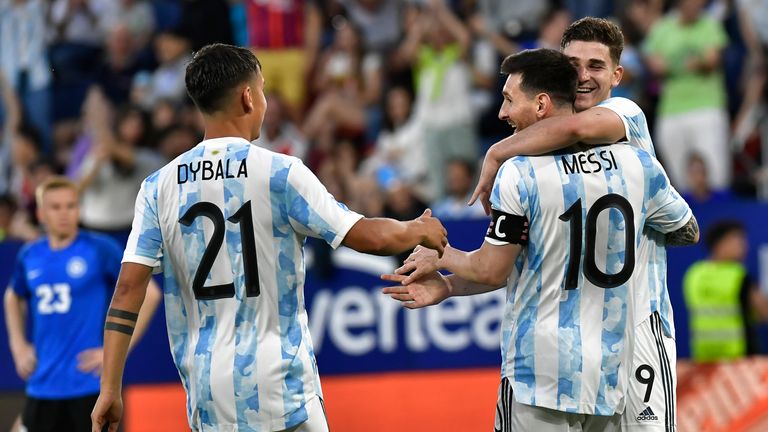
[612,64,624,88]
[536,93,550,118]
[241,85,254,114]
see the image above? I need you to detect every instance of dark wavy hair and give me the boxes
[185,44,262,114]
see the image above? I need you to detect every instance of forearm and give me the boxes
[101,281,149,392]
[488,116,580,161]
[435,5,470,55]
[439,246,503,286]
[110,145,137,169]
[665,215,700,246]
[446,274,503,297]
[4,290,28,350]
[367,219,425,256]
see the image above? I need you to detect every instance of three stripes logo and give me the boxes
[636,406,659,422]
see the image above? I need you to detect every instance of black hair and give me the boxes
[185,43,262,114]
[561,17,624,65]
[705,220,745,251]
[500,48,577,107]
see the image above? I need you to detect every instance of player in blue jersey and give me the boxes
[3,177,161,432]
[90,44,448,432]
[460,17,690,431]
[383,48,699,431]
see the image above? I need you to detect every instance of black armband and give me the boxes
[485,210,529,245]
[105,322,135,336]
[108,308,139,321]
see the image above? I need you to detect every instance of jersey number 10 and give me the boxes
[559,194,636,290]
[179,201,260,300]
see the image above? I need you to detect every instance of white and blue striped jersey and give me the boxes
[598,97,677,338]
[123,137,363,431]
[487,143,692,416]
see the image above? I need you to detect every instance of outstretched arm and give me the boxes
[471,107,626,213]
[395,241,520,287]
[342,209,448,257]
[382,272,504,309]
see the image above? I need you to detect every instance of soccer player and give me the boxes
[462,17,689,431]
[90,44,448,432]
[383,48,698,431]
[4,177,161,432]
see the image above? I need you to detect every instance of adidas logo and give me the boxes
[636,406,659,422]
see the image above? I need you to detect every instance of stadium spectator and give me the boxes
[4,176,161,432]
[361,86,428,199]
[0,71,21,196]
[431,159,485,219]
[93,23,151,107]
[302,20,379,147]
[733,0,768,198]
[339,0,405,54]
[99,0,156,49]
[155,124,198,161]
[682,153,735,206]
[683,220,768,362]
[395,0,477,200]
[256,92,308,160]
[132,29,192,110]
[644,0,731,192]
[48,0,113,81]
[74,96,164,244]
[0,0,52,150]
[242,0,321,116]
[471,0,552,55]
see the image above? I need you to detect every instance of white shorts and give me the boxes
[282,397,329,432]
[622,312,677,431]
[494,377,621,432]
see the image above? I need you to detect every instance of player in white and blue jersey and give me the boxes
[91,44,448,432]
[3,177,161,432]
[384,49,699,431]
[463,18,690,431]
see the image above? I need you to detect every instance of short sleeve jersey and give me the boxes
[123,138,362,431]
[487,144,691,415]
[10,231,122,398]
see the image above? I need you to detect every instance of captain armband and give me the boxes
[485,210,529,245]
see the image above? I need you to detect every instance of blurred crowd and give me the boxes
[0,0,767,244]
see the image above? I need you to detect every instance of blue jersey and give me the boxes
[488,144,692,415]
[10,231,123,399]
[123,138,362,431]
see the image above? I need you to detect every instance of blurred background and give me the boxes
[0,0,767,431]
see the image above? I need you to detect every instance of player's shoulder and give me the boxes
[78,230,121,249]
[17,238,47,260]
[596,97,643,116]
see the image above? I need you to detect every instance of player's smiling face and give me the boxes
[38,187,79,239]
[498,73,538,133]
[563,41,623,112]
